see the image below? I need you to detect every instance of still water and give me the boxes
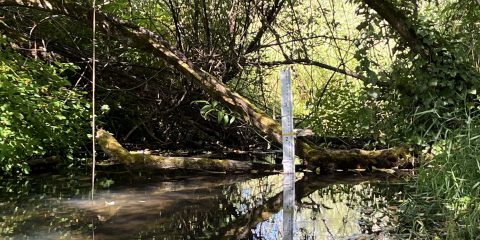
[0,172,408,239]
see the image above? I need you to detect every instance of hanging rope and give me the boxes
[91,0,97,201]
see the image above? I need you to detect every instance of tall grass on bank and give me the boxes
[400,116,480,239]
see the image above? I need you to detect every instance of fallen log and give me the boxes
[96,129,278,173]
[299,141,408,171]
[97,129,407,173]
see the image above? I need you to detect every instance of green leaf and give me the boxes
[192,100,209,105]
[200,105,212,112]
[217,110,224,124]
[100,104,110,113]
[55,114,67,120]
[223,114,229,125]
[202,108,215,118]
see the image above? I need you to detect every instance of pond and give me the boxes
[0,171,410,239]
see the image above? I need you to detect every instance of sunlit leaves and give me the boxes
[0,42,89,174]
[351,0,480,144]
[193,100,236,126]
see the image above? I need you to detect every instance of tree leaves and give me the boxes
[0,40,89,174]
[193,100,237,126]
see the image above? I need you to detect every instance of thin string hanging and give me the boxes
[91,0,97,201]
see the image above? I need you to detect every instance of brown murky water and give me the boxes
[0,172,408,239]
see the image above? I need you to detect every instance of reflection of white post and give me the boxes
[280,69,295,240]
[283,173,295,240]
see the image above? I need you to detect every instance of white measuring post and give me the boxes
[280,69,295,240]
[280,69,295,173]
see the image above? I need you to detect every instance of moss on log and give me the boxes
[96,129,253,172]
[308,147,405,169]
[298,140,407,171]
[97,129,407,174]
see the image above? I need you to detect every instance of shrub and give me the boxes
[0,41,89,174]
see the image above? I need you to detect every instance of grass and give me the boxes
[399,116,480,239]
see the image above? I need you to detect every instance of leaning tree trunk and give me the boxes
[362,0,431,59]
[1,0,406,169]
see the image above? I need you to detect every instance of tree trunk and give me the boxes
[96,129,256,172]
[362,0,431,58]
[2,0,407,170]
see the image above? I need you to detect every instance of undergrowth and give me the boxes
[399,113,480,239]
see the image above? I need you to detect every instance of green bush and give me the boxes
[0,42,89,174]
[300,79,398,144]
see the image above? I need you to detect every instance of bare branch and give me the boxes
[250,59,366,81]
[244,0,286,54]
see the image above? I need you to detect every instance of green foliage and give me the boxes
[303,80,394,140]
[353,1,480,145]
[400,114,480,239]
[98,177,115,188]
[0,41,89,174]
[392,28,479,134]
[193,100,236,126]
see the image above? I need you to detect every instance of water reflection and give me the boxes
[0,173,406,239]
[252,179,399,239]
[283,173,295,240]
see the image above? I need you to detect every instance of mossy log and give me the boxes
[96,129,257,172]
[97,129,406,173]
[298,140,407,171]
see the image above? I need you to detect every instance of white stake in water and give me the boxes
[280,69,295,240]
